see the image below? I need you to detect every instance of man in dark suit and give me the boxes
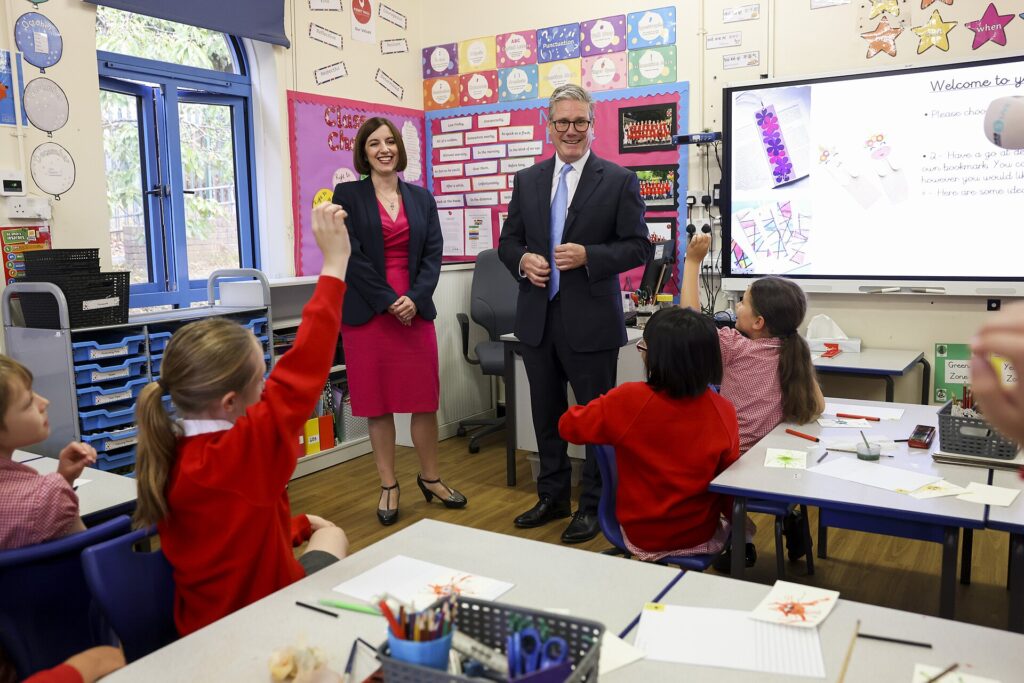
[498,85,651,543]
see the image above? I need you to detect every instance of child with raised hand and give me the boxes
[971,301,1024,445]
[682,233,824,567]
[0,355,97,550]
[133,202,353,636]
[559,307,741,560]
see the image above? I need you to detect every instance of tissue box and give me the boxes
[808,337,861,353]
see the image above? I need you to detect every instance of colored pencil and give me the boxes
[856,633,931,648]
[816,451,828,464]
[786,428,819,442]
[295,601,338,618]
[923,663,959,683]
[836,619,860,683]
[836,413,881,422]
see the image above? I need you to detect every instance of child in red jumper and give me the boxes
[133,203,352,636]
[559,307,740,559]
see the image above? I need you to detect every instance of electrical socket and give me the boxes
[988,298,1002,311]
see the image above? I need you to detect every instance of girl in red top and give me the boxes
[133,203,352,636]
[559,307,740,559]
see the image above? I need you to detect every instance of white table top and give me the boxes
[986,470,1024,533]
[12,449,42,463]
[24,456,136,521]
[813,348,924,375]
[612,570,1024,682]
[501,328,643,344]
[106,519,680,682]
[710,398,988,527]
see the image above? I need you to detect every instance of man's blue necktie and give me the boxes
[549,163,573,300]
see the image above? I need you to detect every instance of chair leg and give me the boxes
[818,524,828,559]
[602,546,629,557]
[960,528,973,586]
[1009,540,1014,591]
[774,517,785,579]
[468,421,505,453]
[801,504,815,575]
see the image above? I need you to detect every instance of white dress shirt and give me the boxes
[519,150,592,276]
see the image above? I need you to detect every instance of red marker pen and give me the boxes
[786,428,820,443]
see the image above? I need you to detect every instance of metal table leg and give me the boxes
[731,497,747,577]
[939,527,958,619]
[918,358,931,405]
[504,342,517,487]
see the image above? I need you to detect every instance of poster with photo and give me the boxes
[619,102,676,153]
[629,164,678,210]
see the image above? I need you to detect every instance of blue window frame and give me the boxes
[98,44,260,308]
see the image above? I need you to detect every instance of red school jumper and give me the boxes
[559,382,740,552]
[158,276,345,636]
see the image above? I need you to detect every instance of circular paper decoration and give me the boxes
[30,142,75,200]
[14,12,63,72]
[23,77,68,135]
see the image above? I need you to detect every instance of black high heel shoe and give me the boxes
[377,482,400,526]
[416,474,467,509]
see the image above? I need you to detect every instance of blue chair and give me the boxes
[747,498,815,578]
[82,526,177,663]
[593,444,720,572]
[0,515,131,679]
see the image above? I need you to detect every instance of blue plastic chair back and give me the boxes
[0,516,131,678]
[82,526,177,662]
[592,444,717,572]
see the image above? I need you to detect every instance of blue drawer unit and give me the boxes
[150,354,163,376]
[73,356,147,385]
[76,377,148,408]
[148,331,172,353]
[94,447,137,472]
[71,332,146,363]
[79,395,171,431]
[81,427,138,454]
[245,317,268,336]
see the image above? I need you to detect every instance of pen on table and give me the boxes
[923,663,959,683]
[836,412,881,422]
[786,428,819,443]
[317,598,382,616]
[836,619,860,683]
[894,439,909,443]
[295,601,339,618]
[816,451,828,464]
[856,632,931,648]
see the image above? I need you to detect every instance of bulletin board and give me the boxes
[288,91,427,276]
[424,82,688,288]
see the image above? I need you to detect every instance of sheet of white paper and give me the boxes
[332,555,513,609]
[824,402,905,420]
[72,479,92,488]
[439,209,464,256]
[464,208,493,256]
[911,663,1001,683]
[808,457,941,493]
[955,482,1021,507]
[750,581,839,628]
[764,448,807,469]
[909,479,967,499]
[634,604,825,678]
[818,417,872,428]
[599,632,645,675]
[825,439,898,456]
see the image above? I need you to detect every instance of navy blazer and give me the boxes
[331,178,443,326]
[497,153,651,352]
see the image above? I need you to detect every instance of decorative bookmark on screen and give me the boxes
[756,105,794,187]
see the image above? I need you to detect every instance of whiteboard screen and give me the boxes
[721,55,1024,295]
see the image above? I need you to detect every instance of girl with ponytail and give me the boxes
[135,203,353,636]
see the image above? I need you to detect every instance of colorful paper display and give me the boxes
[496,30,537,67]
[582,52,628,92]
[580,15,627,55]
[498,65,539,101]
[537,22,581,63]
[458,36,496,73]
[628,45,677,86]
[422,43,457,78]
[423,76,460,110]
[627,6,677,48]
[459,71,499,106]
[538,59,582,98]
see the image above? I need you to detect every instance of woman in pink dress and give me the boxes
[331,118,466,525]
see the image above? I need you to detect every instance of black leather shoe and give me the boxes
[514,497,571,528]
[560,511,599,544]
[712,543,758,574]
[783,510,808,560]
[377,483,399,526]
[417,474,468,509]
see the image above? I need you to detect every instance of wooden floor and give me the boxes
[288,434,1014,632]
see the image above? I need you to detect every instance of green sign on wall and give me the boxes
[934,343,971,403]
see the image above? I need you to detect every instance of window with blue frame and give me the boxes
[96,7,259,308]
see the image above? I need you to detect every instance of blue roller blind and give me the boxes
[84,0,290,48]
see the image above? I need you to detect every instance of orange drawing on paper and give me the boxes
[770,596,833,622]
[427,574,474,598]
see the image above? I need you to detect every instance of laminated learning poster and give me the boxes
[288,91,426,275]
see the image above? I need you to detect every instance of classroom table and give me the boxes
[985,469,1024,633]
[813,348,929,404]
[612,570,1024,682]
[12,449,41,463]
[104,519,682,681]
[25,455,137,524]
[500,328,644,486]
[709,398,989,619]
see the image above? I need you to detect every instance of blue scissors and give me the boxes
[507,627,567,677]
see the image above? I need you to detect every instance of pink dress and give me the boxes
[341,202,440,417]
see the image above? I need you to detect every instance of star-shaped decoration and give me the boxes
[861,16,903,58]
[869,0,901,20]
[912,10,957,54]
[966,3,1014,49]
[921,0,953,8]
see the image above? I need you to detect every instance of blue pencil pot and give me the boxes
[387,631,452,671]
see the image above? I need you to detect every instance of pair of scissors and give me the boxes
[507,627,567,677]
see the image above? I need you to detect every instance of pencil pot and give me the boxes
[377,597,604,682]
[386,631,452,671]
[937,400,1018,459]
